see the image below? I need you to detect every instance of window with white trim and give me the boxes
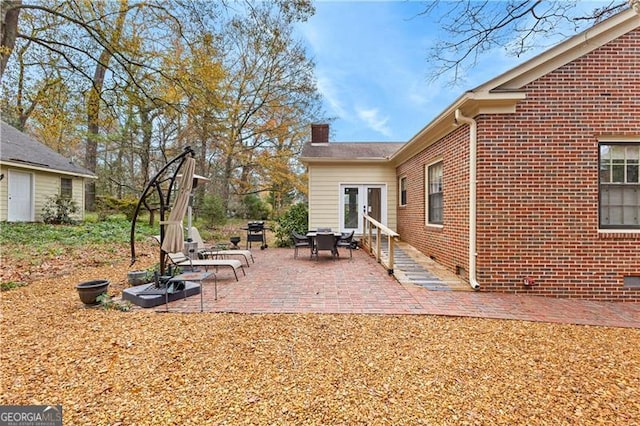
[426,161,443,225]
[599,143,640,229]
[61,177,73,200]
[399,176,407,206]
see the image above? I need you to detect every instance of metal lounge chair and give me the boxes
[152,235,245,281]
[187,226,254,267]
[166,252,245,281]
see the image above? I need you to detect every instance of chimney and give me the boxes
[311,124,329,143]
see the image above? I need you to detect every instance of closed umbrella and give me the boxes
[161,156,196,254]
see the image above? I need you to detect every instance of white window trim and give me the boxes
[399,175,407,207]
[425,158,443,227]
[598,139,640,230]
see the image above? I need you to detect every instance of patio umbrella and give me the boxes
[161,156,196,254]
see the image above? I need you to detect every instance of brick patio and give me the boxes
[157,244,640,329]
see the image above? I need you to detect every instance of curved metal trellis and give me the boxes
[129,146,195,273]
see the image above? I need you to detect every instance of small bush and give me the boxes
[41,194,79,224]
[273,202,308,247]
[242,194,271,220]
[200,194,226,225]
[95,196,139,221]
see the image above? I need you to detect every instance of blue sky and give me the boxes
[294,1,611,142]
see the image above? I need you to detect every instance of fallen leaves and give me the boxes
[0,257,639,424]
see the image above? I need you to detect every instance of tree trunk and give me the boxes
[0,0,21,80]
[84,1,128,211]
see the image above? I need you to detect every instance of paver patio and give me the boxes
[157,244,640,329]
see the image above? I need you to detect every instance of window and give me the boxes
[599,143,640,229]
[399,176,407,206]
[427,161,443,225]
[61,178,73,200]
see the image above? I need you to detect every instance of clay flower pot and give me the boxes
[76,279,110,305]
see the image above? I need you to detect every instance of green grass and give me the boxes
[0,281,27,291]
[0,216,157,253]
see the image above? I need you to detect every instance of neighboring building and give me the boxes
[0,121,96,222]
[302,9,640,301]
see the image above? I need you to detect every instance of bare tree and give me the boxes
[420,0,630,84]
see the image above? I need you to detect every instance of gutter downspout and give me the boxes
[455,109,481,290]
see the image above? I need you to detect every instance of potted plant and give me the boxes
[76,279,110,305]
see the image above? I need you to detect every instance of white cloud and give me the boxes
[356,107,392,138]
[316,75,348,118]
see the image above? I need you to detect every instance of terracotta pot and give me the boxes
[76,279,110,305]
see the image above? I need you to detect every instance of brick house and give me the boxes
[303,8,640,301]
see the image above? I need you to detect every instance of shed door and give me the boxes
[8,170,34,222]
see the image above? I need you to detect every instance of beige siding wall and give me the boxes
[307,162,397,233]
[35,172,86,221]
[0,164,86,221]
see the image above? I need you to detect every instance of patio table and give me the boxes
[169,271,216,312]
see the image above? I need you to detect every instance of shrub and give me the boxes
[273,202,308,247]
[95,196,139,221]
[41,194,79,224]
[200,194,226,225]
[242,194,270,220]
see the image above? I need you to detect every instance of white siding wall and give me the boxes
[308,162,397,233]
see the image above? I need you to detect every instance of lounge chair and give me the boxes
[291,231,312,259]
[166,252,245,281]
[187,226,254,267]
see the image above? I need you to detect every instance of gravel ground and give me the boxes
[1,260,639,425]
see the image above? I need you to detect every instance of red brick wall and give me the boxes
[397,128,470,281]
[397,28,640,301]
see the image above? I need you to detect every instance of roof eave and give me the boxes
[474,8,640,92]
[300,157,393,165]
[390,92,526,165]
[0,160,98,179]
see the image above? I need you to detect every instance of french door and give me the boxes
[339,184,386,233]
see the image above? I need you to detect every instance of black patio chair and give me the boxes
[291,231,312,259]
[314,232,338,260]
[336,230,355,258]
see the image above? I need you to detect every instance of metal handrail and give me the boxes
[361,214,399,274]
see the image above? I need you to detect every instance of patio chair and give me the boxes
[166,252,245,281]
[336,230,355,258]
[291,231,311,259]
[152,236,245,281]
[314,232,338,260]
[187,226,254,267]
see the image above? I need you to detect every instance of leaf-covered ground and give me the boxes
[1,256,639,424]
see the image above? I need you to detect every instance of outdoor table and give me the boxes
[169,271,216,312]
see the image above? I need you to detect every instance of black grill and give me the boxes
[245,221,268,249]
